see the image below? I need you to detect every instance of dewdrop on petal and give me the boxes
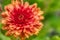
[1,0,44,40]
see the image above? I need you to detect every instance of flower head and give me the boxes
[1,0,44,40]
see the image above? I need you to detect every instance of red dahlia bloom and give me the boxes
[1,0,44,40]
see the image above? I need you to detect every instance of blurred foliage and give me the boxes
[0,0,60,40]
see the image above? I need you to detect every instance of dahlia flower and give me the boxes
[1,0,44,40]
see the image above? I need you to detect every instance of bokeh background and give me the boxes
[0,0,60,40]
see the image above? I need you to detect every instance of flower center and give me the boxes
[19,14,24,20]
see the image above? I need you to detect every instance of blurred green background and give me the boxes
[0,0,60,40]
